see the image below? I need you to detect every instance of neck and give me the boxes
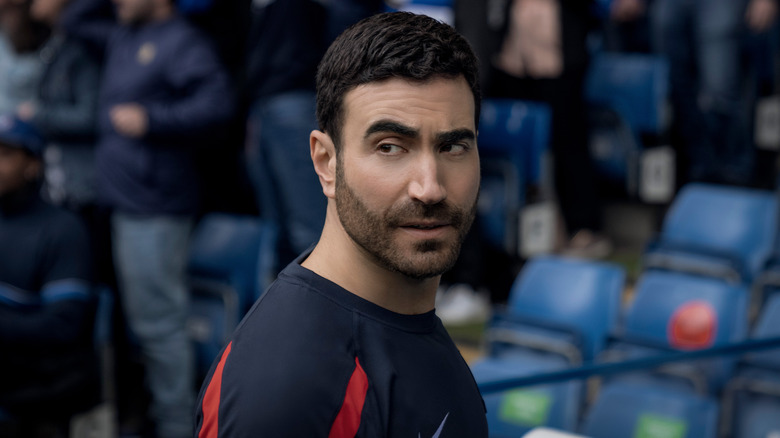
[302,212,440,315]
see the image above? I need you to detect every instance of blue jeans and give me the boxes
[112,213,194,438]
[245,91,326,266]
[652,0,753,184]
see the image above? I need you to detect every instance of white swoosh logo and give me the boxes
[419,412,449,438]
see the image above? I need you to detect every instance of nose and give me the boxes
[408,151,446,205]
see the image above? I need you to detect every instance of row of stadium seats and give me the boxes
[470,182,780,437]
[476,50,673,259]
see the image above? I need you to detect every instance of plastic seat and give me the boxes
[581,379,720,438]
[188,212,278,311]
[471,256,625,435]
[478,159,522,253]
[643,183,777,285]
[471,354,580,436]
[721,294,780,437]
[477,99,552,255]
[493,256,625,364]
[479,98,552,188]
[584,53,669,191]
[186,213,278,377]
[607,270,749,395]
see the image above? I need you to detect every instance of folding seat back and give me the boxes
[479,98,552,188]
[478,160,522,253]
[581,380,720,438]
[495,256,625,364]
[473,257,625,435]
[584,53,669,191]
[718,294,780,437]
[477,99,552,255]
[186,213,278,378]
[471,354,581,436]
[585,53,669,136]
[615,271,749,393]
[188,213,278,310]
[746,293,780,369]
[644,183,777,284]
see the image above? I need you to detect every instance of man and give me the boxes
[610,0,778,186]
[63,0,233,436]
[0,115,98,436]
[195,12,488,437]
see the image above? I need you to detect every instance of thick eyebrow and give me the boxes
[364,120,475,147]
[435,128,476,146]
[364,120,419,140]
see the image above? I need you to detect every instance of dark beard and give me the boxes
[335,159,477,280]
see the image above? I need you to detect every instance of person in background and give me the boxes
[0,0,48,115]
[0,115,98,438]
[18,0,99,212]
[486,0,611,258]
[62,0,233,436]
[611,0,778,186]
[16,0,111,291]
[242,0,383,270]
[195,12,488,437]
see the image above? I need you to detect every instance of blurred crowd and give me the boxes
[0,0,778,436]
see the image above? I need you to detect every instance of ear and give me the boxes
[310,130,337,199]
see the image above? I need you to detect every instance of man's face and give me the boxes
[335,76,480,280]
[0,143,39,197]
[112,0,154,25]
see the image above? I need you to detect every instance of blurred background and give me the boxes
[2,0,780,436]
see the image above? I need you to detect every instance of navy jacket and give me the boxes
[0,187,98,416]
[64,0,233,214]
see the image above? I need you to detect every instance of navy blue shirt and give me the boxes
[195,254,488,437]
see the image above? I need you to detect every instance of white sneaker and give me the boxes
[436,284,491,326]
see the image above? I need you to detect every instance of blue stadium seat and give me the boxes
[721,294,780,437]
[606,270,749,394]
[584,53,669,189]
[493,256,625,363]
[188,213,278,311]
[477,99,552,254]
[470,256,625,434]
[478,159,522,253]
[471,354,581,436]
[586,53,669,135]
[479,99,552,188]
[750,233,780,322]
[643,183,777,285]
[186,213,278,377]
[581,379,720,438]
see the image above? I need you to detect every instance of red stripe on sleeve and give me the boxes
[328,357,369,438]
[198,341,233,438]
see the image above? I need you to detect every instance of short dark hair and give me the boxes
[315,12,481,151]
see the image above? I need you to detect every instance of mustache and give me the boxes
[385,201,467,227]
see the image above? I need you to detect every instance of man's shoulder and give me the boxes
[232,270,356,345]
[197,273,362,436]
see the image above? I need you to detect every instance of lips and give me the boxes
[400,221,449,230]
